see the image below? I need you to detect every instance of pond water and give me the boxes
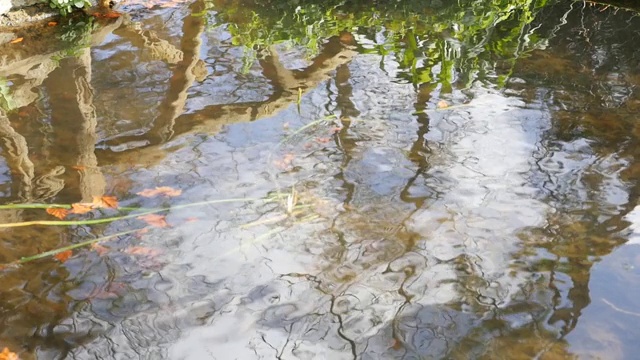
[2,0,640,358]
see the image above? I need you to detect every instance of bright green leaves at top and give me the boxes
[208,0,557,88]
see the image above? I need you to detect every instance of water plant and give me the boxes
[47,0,92,16]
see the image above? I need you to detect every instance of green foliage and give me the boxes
[47,0,92,16]
[208,0,556,88]
[0,79,16,113]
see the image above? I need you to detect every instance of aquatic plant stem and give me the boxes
[0,197,276,228]
[16,229,140,264]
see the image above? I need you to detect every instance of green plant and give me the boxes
[47,0,92,16]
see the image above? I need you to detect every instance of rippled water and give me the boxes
[2,0,640,358]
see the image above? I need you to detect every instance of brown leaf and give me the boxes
[54,250,73,263]
[0,347,18,360]
[71,165,86,171]
[47,21,57,26]
[10,37,23,44]
[137,214,169,228]
[436,100,449,109]
[46,207,69,220]
[90,243,110,256]
[70,203,93,215]
[103,11,121,18]
[125,246,162,257]
[137,186,182,198]
[92,195,118,209]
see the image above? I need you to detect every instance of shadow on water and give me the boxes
[2,0,640,358]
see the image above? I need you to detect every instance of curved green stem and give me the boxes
[17,229,140,264]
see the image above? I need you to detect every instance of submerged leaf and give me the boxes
[92,196,118,209]
[70,203,93,215]
[103,11,121,18]
[46,208,69,220]
[137,186,182,198]
[0,347,18,360]
[90,243,110,256]
[125,246,162,257]
[137,214,169,228]
[436,100,449,109]
[9,37,23,44]
[54,250,73,262]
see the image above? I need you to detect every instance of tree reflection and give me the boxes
[1,0,640,358]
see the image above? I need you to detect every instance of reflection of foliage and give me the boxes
[209,0,556,88]
[0,79,16,112]
[52,18,98,60]
[48,0,92,16]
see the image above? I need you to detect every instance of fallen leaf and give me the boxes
[46,207,69,220]
[10,37,23,44]
[125,246,162,257]
[137,214,169,228]
[92,195,118,209]
[137,186,182,198]
[329,126,342,134]
[70,203,93,215]
[90,243,110,256]
[54,250,73,262]
[88,282,127,300]
[391,338,403,350]
[71,165,86,171]
[0,347,18,360]
[185,217,199,223]
[47,21,57,26]
[315,137,331,143]
[436,100,449,109]
[103,11,121,18]
[273,153,295,169]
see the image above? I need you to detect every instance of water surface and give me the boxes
[2,0,640,358]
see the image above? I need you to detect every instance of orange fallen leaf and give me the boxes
[90,243,110,256]
[103,11,121,18]
[315,137,331,143]
[70,203,93,215]
[71,165,86,171]
[10,37,23,44]
[273,153,295,169]
[47,21,57,26]
[124,246,162,257]
[137,214,169,228]
[0,347,18,360]
[46,207,69,220]
[54,250,73,262]
[436,100,449,109]
[92,195,118,209]
[136,186,182,198]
